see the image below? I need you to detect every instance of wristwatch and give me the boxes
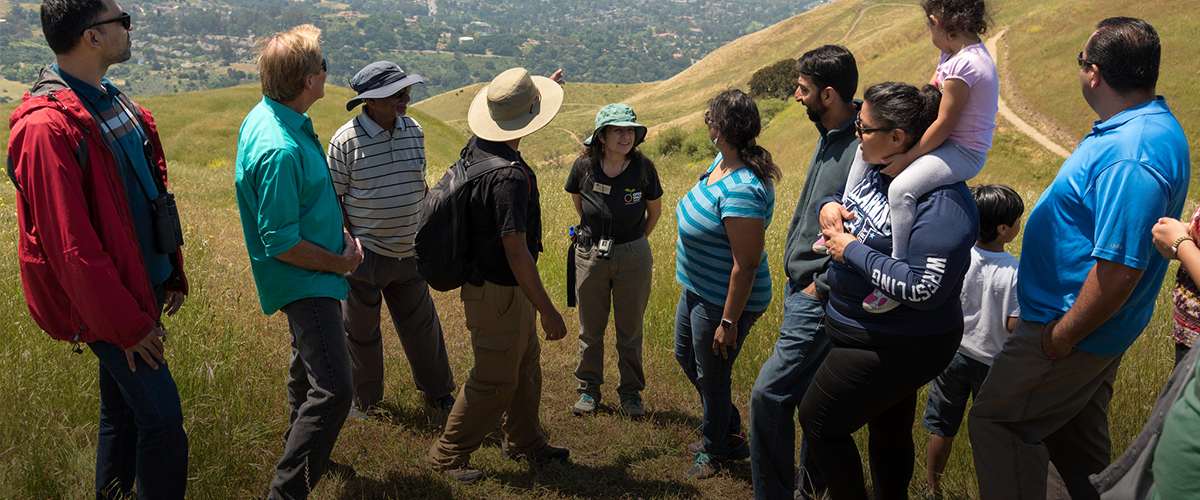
[720,318,735,330]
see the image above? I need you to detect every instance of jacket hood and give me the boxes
[9,67,94,131]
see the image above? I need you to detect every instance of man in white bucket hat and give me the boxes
[429,67,570,484]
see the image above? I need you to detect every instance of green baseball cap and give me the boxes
[583,103,647,147]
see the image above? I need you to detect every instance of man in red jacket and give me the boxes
[7,0,189,498]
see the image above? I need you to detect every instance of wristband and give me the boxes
[720,318,736,330]
[1172,236,1195,258]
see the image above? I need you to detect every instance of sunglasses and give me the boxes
[320,57,328,73]
[703,109,712,125]
[82,12,131,35]
[390,87,412,99]
[855,114,890,136]
[1076,51,1097,68]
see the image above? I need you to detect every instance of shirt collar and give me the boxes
[817,99,861,142]
[262,96,311,133]
[355,113,408,138]
[53,63,118,105]
[1091,96,1170,134]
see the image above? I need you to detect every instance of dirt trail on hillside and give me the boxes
[986,29,1072,158]
[839,2,920,44]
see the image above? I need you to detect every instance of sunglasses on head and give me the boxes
[854,114,890,136]
[81,12,131,35]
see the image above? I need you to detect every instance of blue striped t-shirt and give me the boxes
[676,154,774,312]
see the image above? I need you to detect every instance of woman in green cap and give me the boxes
[564,103,663,418]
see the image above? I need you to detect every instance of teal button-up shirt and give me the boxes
[235,97,348,314]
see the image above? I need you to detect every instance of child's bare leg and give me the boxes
[925,433,955,496]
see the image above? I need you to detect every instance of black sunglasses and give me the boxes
[703,109,712,125]
[320,57,328,73]
[855,114,890,136]
[1077,51,1097,68]
[82,12,131,35]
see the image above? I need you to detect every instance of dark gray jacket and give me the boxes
[782,102,860,297]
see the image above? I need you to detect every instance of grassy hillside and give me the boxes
[0,0,1196,498]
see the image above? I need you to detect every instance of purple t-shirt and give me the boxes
[936,42,999,153]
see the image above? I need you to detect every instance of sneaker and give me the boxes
[432,394,456,411]
[442,466,484,484]
[347,407,371,421]
[812,236,829,255]
[503,442,571,463]
[621,397,646,417]
[862,289,900,314]
[686,433,749,460]
[324,460,356,480]
[684,452,722,479]
[572,394,597,415]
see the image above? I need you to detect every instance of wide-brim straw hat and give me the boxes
[467,68,564,142]
[583,103,647,147]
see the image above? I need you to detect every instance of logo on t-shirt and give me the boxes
[624,188,642,205]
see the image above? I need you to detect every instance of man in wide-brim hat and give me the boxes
[429,67,570,484]
[327,61,459,419]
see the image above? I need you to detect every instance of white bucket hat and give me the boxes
[467,68,563,142]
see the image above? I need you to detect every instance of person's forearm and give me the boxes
[506,244,557,315]
[275,239,351,274]
[722,262,757,322]
[1053,260,1143,345]
[644,212,660,236]
[1177,239,1200,278]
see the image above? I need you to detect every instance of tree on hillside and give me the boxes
[748,58,799,100]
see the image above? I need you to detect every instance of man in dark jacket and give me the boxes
[7,0,188,497]
[749,45,859,500]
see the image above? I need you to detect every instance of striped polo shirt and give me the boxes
[676,154,774,312]
[327,113,427,258]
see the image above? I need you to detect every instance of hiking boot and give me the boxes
[621,397,646,418]
[431,394,456,411]
[572,394,597,415]
[686,432,749,460]
[503,442,570,463]
[812,236,829,255]
[442,466,483,484]
[862,289,900,314]
[684,452,722,479]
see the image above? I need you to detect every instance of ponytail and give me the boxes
[709,89,781,188]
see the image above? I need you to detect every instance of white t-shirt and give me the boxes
[958,247,1020,365]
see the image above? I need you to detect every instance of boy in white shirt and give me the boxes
[920,184,1024,499]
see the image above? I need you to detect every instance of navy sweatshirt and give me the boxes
[819,165,979,336]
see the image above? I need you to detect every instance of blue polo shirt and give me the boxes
[55,65,173,286]
[1018,97,1190,355]
[235,97,348,314]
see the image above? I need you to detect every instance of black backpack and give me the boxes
[414,151,523,291]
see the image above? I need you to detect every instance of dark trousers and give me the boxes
[89,284,188,500]
[343,250,455,408]
[270,297,354,500]
[798,318,961,500]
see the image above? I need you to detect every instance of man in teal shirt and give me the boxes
[234,24,363,499]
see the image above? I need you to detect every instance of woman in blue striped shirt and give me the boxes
[674,90,780,479]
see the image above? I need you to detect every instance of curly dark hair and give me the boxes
[707,89,781,188]
[922,0,991,37]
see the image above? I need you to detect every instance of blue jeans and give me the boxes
[922,352,991,437]
[674,290,761,458]
[750,284,830,499]
[89,286,188,499]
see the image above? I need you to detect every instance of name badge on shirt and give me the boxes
[593,183,612,195]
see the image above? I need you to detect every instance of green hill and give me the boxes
[0,0,1196,497]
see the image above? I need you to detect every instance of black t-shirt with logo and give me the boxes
[564,155,663,244]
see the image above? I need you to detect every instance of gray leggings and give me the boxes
[843,142,987,260]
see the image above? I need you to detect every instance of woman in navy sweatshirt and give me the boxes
[797,81,980,500]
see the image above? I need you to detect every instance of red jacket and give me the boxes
[7,68,188,350]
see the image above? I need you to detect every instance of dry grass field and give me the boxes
[0,0,1197,498]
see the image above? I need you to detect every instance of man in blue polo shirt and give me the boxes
[234,24,363,499]
[968,17,1190,500]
